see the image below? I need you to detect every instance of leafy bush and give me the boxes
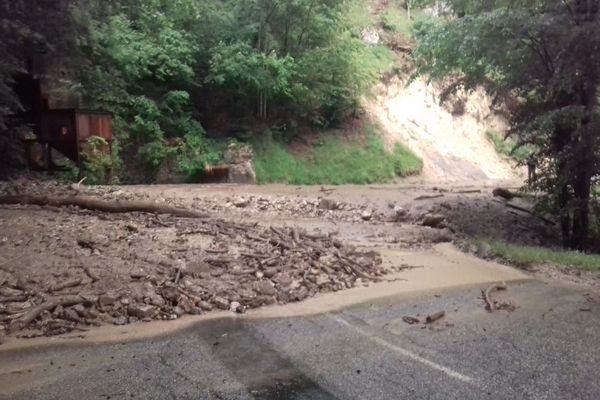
[486,131,534,163]
[81,136,121,184]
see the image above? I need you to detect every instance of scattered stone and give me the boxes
[173,306,185,317]
[361,210,373,221]
[233,197,250,208]
[113,316,128,326]
[421,214,445,228]
[129,268,146,279]
[213,297,230,310]
[230,301,246,313]
[318,198,339,211]
[127,304,156,319]
[391,206,409,222]
[198,301,213,311]
[98,293,120,307]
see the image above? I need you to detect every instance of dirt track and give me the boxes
[0,180,559,343]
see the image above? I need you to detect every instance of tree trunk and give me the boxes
[558,184,573,249]
[570,173,591,250]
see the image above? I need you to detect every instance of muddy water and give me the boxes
[0,244,528,353]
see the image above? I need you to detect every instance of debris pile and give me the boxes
[0,213,386,338]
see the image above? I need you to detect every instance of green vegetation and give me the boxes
[82,136,121,185]
[253,124,422,185]
[2,0,402,183]
[484,241,600,271]
[486,131,533,163]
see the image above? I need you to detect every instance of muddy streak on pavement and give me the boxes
[0,244,528,353]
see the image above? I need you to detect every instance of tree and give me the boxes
[413,0,600,250]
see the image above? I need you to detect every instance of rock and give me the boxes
[391,206,409,222]
[177,297,195,313]
[198,301,213,311]
[318,198,339,211]
[290,286,309,302]
[224,145,257,184]
[233,197,250,208]
[62,308,82,323]
[230,301,246,313]
[173,306,185,317]
[113,316,128,326]
[147,294,166,307]
[316,274,330,286]
[421,214,445,228]
[476,242,492,258]
[213,296,230,310]
[187,261,211,275]
[129,268,146,279]
[255,280,277,296]
[263,267,279,278]
[73,304,87,317]
[361,211,373,221]
[161,286,179,303]
[99,293,120,307]
[127,304,156,319]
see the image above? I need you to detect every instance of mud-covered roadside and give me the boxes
[0,180,558,342]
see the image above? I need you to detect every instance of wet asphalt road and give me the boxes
[1,280,600,400]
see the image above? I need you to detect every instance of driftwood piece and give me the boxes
[48,278,82,293]
[482,283,508,312]
[454,189,482,194]
[0,295,29,303]
[10,295,92,332]
[414,194,444,201]
[492,188,521,200]
[426,311,445,323]
[0,195,209,219]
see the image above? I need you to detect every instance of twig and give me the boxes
[482,283,508,312]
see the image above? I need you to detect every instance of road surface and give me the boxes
[1,280,599,400]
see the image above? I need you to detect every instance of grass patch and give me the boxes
[486,131,534,163]
[381,7,413,37]
[484,241,600,271]
[252,125,422,185]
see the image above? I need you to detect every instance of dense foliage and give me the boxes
[414,0,600,250]
[1,0,395,182]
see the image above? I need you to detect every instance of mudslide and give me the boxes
[368,77,521,182]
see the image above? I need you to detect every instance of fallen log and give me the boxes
[10,295,92,332]
[0,195,209,219]
[492,188,521,200]
[482,283,508,312]
[426,311,445,323]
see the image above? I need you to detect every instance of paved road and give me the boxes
[1,281,599,400]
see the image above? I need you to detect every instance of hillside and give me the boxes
[367,76,520,182]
